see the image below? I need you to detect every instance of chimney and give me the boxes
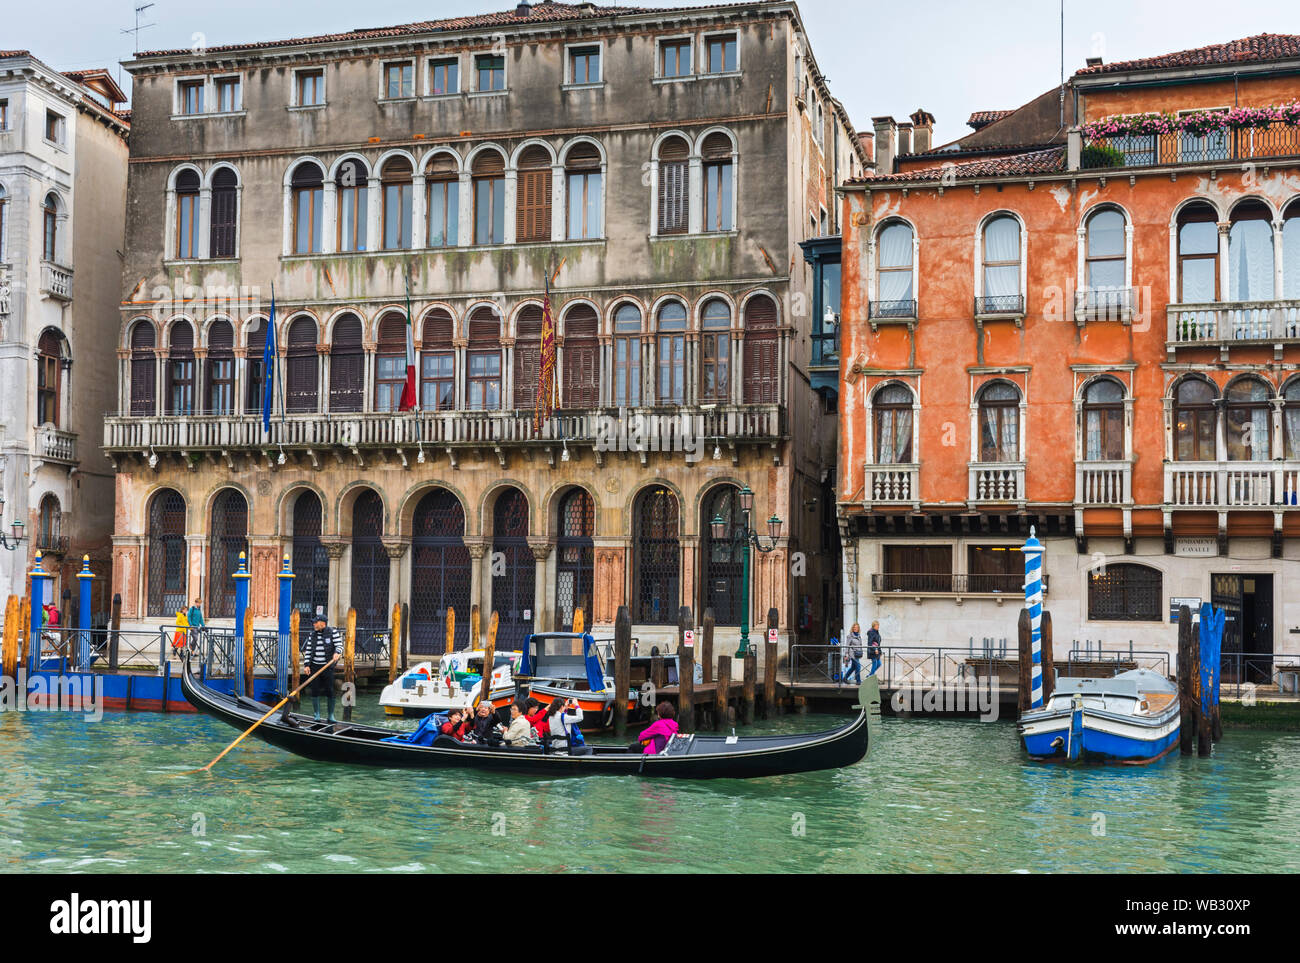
[909,109,935,153]
[897,122,913,156]
[516,1,532,16]
[858,129,874,165]
[871,116,898,172]
[1085,55,1103,67]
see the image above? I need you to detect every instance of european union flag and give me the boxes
[262,287,276,434]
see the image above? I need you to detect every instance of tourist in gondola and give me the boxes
[524,697,548,741]
[439,709,468,741]
[502,702,537,747]
[637,701,680,754]
[304,615,343,722]
[544,697,584,753]
[469,702,502,746]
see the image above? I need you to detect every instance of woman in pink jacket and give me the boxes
[637,701,680,754]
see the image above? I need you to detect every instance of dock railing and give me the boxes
[789,644,1008,690]
[1218,651,1300,699]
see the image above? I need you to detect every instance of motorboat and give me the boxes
[378,650,522,717]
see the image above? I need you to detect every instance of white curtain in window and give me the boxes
[1230,219,1274,301]
[1284,217,1300,300]
[877,225,913,301]
[877,408,912,463]
[1285,399,1300,460]
[983,219,1019,297]
[1249,408,1270,461]
[1085,410,1102,462]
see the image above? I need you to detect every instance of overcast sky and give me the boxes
[15,0,1300,145]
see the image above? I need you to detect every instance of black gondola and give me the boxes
[181,657,880,779]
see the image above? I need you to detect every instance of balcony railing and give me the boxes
[1167,300,1300,348]
[870,572,1048,595]
[41,261,73,301]
[974,294,1024,317]
[1074,287,1134,324]
[1079,121,1300,170]
[868,299,917,325]
[864,463,919,507]
[36,532,70,555]
[37,426,77,464]
[1164,461,1300,509]
[811,331,839,368]
[968,462,1025,504]
[104,404,787,453]
[1076,460,1132,506]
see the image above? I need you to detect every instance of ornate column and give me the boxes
[465,537,489,622]
[383,538,410,623]
[321,537,347,625]
[185,533,206,611]
[528,537,554,636]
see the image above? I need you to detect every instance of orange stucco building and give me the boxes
[837,35,1300,668]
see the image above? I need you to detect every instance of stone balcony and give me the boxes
[1166,300,1300,359]
[1075,460,1133,506]
[37,426,78,465]
[968,461,1025,507]
[863,462,919,510]
[1164,461,1300,510]
[40,261,73,302]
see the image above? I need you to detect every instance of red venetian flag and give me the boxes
[534,276,557,431]
[399,276,417,411]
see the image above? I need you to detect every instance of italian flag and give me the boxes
[399,276,417,411]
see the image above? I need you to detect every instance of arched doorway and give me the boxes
[555,488,593,630]
[147,489,186,617]
[291,491,329,620]
[491,488,533,650]
[701,484,743,625]
[350,490,389,654]
[208,489,249,618]
[633,487,679,624]
[410,489,471,653]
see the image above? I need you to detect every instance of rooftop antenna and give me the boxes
[1059,0,1065,130]
[122,2,157,57]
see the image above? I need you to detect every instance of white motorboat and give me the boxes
[379,650,522,717]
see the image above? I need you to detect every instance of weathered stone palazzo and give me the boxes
[105,1,865,651]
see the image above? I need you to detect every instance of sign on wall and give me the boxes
[1174,537,1218,557]
[1169,597,1202,622]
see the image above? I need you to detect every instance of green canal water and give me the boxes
[2,705,1298,873]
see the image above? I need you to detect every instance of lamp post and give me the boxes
[711,485,782,657]
[0,493,27,551]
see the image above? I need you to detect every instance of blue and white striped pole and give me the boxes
[232,552,251,697]
[1022,526,1045,709]
[77,555,94,671]
[277,554,294,698]
[29,552,53,676]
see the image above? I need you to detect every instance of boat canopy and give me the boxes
[1053,668,1176,699]
[520,632,607,693]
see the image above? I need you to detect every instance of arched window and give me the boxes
[657,136,690,235]
[291,162,324,254]
[1084,208,1126,313]
[1088,563,1162,622]
[381,156,413,250]
[424,154,458,248]
[1174,378,1217,461]
[977,382,1020,462]
[410,489,470,652]
[36,330,63,427]
[565,142,602,239]
[513,304,543,410]
[516,145,552,243]
[210,167,238,258]
[656,300,687,405]
[285,317,319,412]
[699,297,730,402]
[491,489,533,649]
[291,491,329,621]
[980,215,1021,312]
[421,309,455,410]
[1225,377,1271,461]
[1177,202,1219,302]
[38,494,62,553]
[328,314,364,412]
[336,159,368,252]
[174,174,199,259]
[166,320,196,416]
[1284,201,1300,300]
[875,221,913,311]
[205,319,235,414]
[244,318,267,413]
[613,303,642,406]
[701,132,734,233]
[634,487,679,624]
[467,307,501,410]
[350,490,389,648]
[0,184,7,262]
[130,321,157,416]
[562,304,599,408]
[701,485,742,625]
[1284,379,1300,460]
[742,294,779,404]
[1229,201,1274,301]
[208,489,248,619]
[555,488,594,631]
[374,312,407,411]
[472,150,505,245]
[1082,378,1124,461]
[146,489,186,617]
[873,383,914,464]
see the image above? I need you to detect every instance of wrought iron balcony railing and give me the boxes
[1079,121,1300,170]
[974,294,1025,317]
[870,572,1048,595]
[868,299,917,321]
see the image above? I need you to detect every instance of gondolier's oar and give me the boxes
[180,655,340,775]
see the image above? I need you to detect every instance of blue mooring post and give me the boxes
[1022,526,1045,710]
[277,554,294,698]
[77,555,94,671]
[29,551,53,676]
[232,552,251,697]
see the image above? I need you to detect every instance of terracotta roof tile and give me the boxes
[857,146,1066,185]
[0,50,33,58]
[1076,33,1300,75]
[967,109,1013,129]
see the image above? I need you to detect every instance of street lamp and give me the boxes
[0,494,26,551]
[711,485,783,657]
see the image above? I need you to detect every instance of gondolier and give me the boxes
[303,615,343,722]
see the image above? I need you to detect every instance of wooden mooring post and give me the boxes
[613,606,632,739]
[714,655,732,731]
[741,649,757,725]
[1041,610,1055,703]
[701,608,715,684]
[108,593,122,672]
[1177,605,1197,756]
[677,606,695,732]
[1194,623,1211,757]
[289,609,301,710]
[445,606,456,654]
[1016,608,1032,717]
[479,611,497,710]
[343,608,357,722]
[763,607,778,718]
[1,596,19,679]
[389,602,402,684]
[400,601,410,672]
[471,603,481,649]
[242,606,255,700]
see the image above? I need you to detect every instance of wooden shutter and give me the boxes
[743,295,779,405]
[422,309,453,348]
[286,317,319,412]
[658,137,689,235]
[209,167,238,258]
[468,305,500,344]
[516,146,552,243]
[513,304,543,409]
[129,322,156,416]
[562,304,599,409]
[330,315,364,412]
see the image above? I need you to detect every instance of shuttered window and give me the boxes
[613,303,642,407]
[657,137,689,235]
[700,297,731,402]
[329,314,364,412]
[516,146,552,243]
[421,310,455,410]
[130,321,157,416]
[209,167,238,258]
[375,313,408,412]
[175,170,200,259]
[513,304,542,409]
[562,304,599,408]
[206,319,235,414]
[468,307,501,410]
[166,321,195,415]
[285,317,319,412]
[742,294,778,404]
[245,318,266,413]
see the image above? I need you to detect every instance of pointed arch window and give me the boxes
[977,382,1020,463]
[874,384,914,464]
[874,221,914,314]
[1082,378,1124,461]
[1083,208,1127,315]
[979,215,1021,312]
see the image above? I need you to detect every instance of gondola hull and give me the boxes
[182,658,879,779]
